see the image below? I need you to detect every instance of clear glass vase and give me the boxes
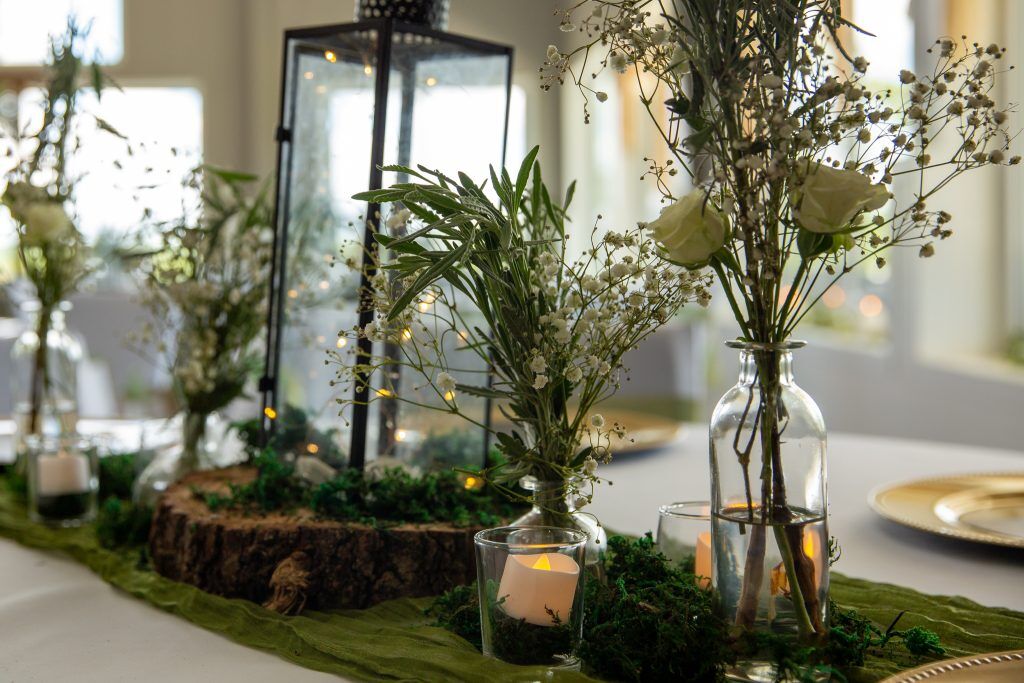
[709,341,829,682]
[133,411,215,506]
[511,476,607,577]
[11,301,82,459]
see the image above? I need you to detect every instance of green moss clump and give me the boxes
[233,405,345,466]
[430,536,946,682]
[198,451,522,527]
[95,498,153,549]
[580,534,729,682]
[99,452,137,501]
[427,583,482,649]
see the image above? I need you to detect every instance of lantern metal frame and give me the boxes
[260,17,513,471]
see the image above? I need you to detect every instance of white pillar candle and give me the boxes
[695,531,712,589]
[497,552,580,626]
[37,454,90,496]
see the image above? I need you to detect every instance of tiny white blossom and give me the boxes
[436,372,457,393]
[533,374,549,389]
[590,414,605,428]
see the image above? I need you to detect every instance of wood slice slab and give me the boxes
[149,467,482,613]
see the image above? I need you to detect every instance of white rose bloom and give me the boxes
[21,202,73,247]
[529,355,547,373]
[793,162,890,234]
[648,191,730,267]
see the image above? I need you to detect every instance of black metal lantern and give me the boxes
[260,1,512,472]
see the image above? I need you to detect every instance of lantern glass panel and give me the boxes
[270,23,510,471]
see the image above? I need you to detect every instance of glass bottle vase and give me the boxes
[133,411,215,506]
[11,301,82,459]
[511,476,607,576]
[709,341,829,682]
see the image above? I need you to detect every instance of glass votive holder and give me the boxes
[474,526,587,670]
[656,501,712,587]
[26,435,98,527]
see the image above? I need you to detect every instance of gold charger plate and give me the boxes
[880,650,1024,682]
[868,473,1024,549]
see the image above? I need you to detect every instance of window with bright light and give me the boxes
[0,0,123,65]
[15,86,204,240]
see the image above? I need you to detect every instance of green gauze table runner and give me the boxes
[1,491,1021,682]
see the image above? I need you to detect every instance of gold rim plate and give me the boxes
[869,473,1024,549]
[880,650,1024,682]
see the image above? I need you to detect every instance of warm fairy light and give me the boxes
[418,302,430,312]
[264,407,277,420]
[402,328,413,341]
[533,555,552,571]
[395,429,407,442]
[364,64,373,76]
[319,280,329,290]
[376,388,394,398]
[443,390,455,401]
[307,443,319,454]
[425,76,438,86]
[324,50,337,63]
[822,285,846,309]
[858,294,884,318]
[464,476,478,489]
[315,85,327,95]
[303,71,314,80]
[287,289,298,299]
[336,338,347,349]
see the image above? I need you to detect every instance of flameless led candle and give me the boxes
[497,552,580,626]
[36,452,90,496]
[695,531,712,588]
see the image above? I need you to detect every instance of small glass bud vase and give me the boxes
[710,341,829,682]
[133,410,217,506]
[11,301,82,458]
[474,526,587,670]
[26,434,99,527]
[511,476,607,575]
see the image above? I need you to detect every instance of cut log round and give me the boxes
[149,467,483,612]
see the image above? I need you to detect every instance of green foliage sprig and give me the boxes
[344,149,710,514]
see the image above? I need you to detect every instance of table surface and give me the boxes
[1,427,1022,682]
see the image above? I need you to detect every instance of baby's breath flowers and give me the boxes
[550,0,1017,644]
[130,166,273,424]
[339,148,710,515]
[0,21,114,437]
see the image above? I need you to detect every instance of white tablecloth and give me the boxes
[1,428,1022,681]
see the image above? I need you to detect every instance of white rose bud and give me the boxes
[21,201,74,247]
[793,162,890,234]
[647,191,730,267]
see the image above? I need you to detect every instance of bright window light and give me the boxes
[15,86,203,240]
[0,0,124,65]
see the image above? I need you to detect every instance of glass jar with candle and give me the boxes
[26,434,99,526]
[512,476,607,576]
[474,526,587,670]
[656,501,713,588]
